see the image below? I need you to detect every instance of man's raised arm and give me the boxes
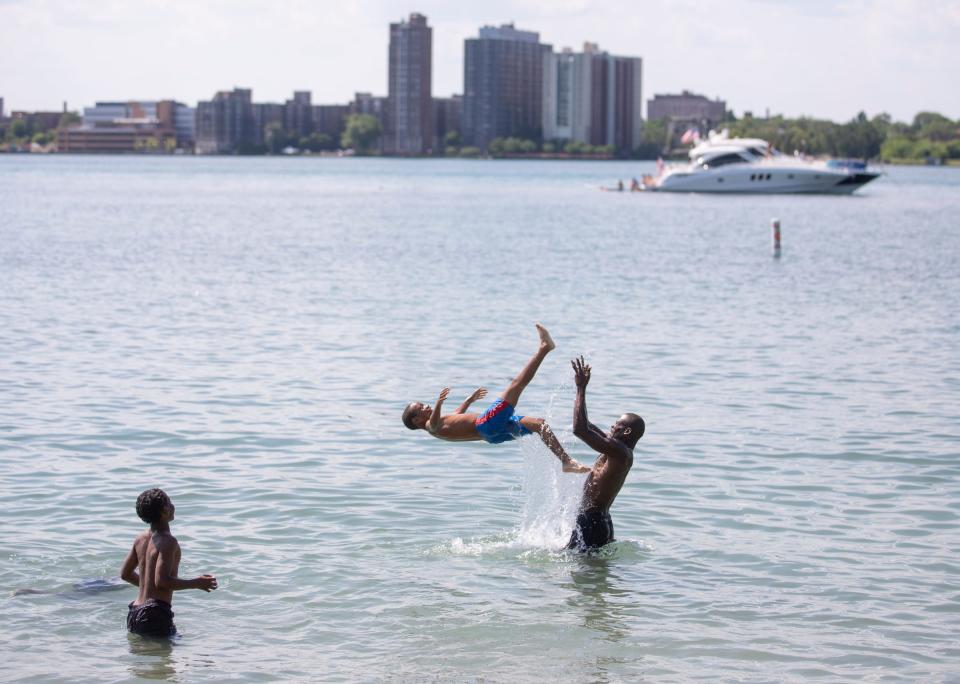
[427,387,450,434]
[571,356,629,457]
[453,387,487,414]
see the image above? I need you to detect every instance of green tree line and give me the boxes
[715,111,960,162]
[236,114,384,156]
[0,112,79,148]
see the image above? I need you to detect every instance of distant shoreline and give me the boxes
[2,151,958,168]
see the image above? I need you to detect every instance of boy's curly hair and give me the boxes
[136,488,170,525]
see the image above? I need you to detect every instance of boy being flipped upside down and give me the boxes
[402,324,588,473]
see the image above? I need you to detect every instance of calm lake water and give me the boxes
[1,155,958,682]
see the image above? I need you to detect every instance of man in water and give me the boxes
[402,324,589,473]
[120,488,217,637]
[567,356,645,551]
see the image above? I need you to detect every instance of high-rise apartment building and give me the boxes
[385,13,433,155]
[250,93,349,149]
[351,92,387,119]
[312,105,349,141]
[252,103,285,146]
[463,24,551,150]
[196,88,255,154]
[285,91,313,138]
[543,43,643,152]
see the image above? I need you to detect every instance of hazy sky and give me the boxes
[2,0,958,122]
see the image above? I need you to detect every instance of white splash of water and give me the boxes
[516,439,584,548]
[515,383,587,549]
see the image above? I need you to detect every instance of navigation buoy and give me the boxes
[772,218,781,258]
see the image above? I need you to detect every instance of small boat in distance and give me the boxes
[642,130,880,194]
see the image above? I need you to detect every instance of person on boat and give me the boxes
[566,356,644,551]
[402,324,588,473]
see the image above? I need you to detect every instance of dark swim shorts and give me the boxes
[475,398,531,444]
[566,508,615,551]
[127,599,176,637]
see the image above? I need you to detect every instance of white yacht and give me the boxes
[642,130,880,194]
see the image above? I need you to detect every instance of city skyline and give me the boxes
[1,0,959,122]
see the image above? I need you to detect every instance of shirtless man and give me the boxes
[566,356,645,551]
[402,324,588,473]
[120,488,217,637]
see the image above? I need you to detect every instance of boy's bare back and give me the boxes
[128,530,180,606]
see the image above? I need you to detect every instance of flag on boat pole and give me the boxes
[680,128,700,145]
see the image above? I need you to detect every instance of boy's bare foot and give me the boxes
[536,323,555,352]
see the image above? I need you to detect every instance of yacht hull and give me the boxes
[652,166,880,194]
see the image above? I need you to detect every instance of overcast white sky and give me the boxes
[1,0,957,122]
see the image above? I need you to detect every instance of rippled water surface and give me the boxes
[1,156,959,682]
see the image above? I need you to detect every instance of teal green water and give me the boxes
[1,156,959,682]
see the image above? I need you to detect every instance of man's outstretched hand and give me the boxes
[572,355,591,389]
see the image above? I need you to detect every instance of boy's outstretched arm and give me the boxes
[154,538,218,592]
[120,541,140,587]
[539,422,591,473]
[453,387,487,414]
[427,387,450,434]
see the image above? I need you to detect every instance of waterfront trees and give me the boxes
[341,114,382,155]
[717,111,959,163]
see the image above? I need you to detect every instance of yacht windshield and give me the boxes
[701,153,749,169]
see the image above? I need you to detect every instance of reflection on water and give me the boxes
[564,551,641,683]
[566,551,632,642]
[127,634,177,681]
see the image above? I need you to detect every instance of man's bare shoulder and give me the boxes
[150,531,180,552]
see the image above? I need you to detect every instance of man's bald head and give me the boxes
[611,413,644,448]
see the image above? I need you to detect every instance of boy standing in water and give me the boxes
[120,488,217,637]
[402,324,589,473]
[566,356,645,551]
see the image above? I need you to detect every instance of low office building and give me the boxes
[647,90,726,128]
[80,100,195,147]
[11,109,64,133]
[57,99,186,153]
[57,119,176,153]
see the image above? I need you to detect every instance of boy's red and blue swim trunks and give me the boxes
[475,398,531,444]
